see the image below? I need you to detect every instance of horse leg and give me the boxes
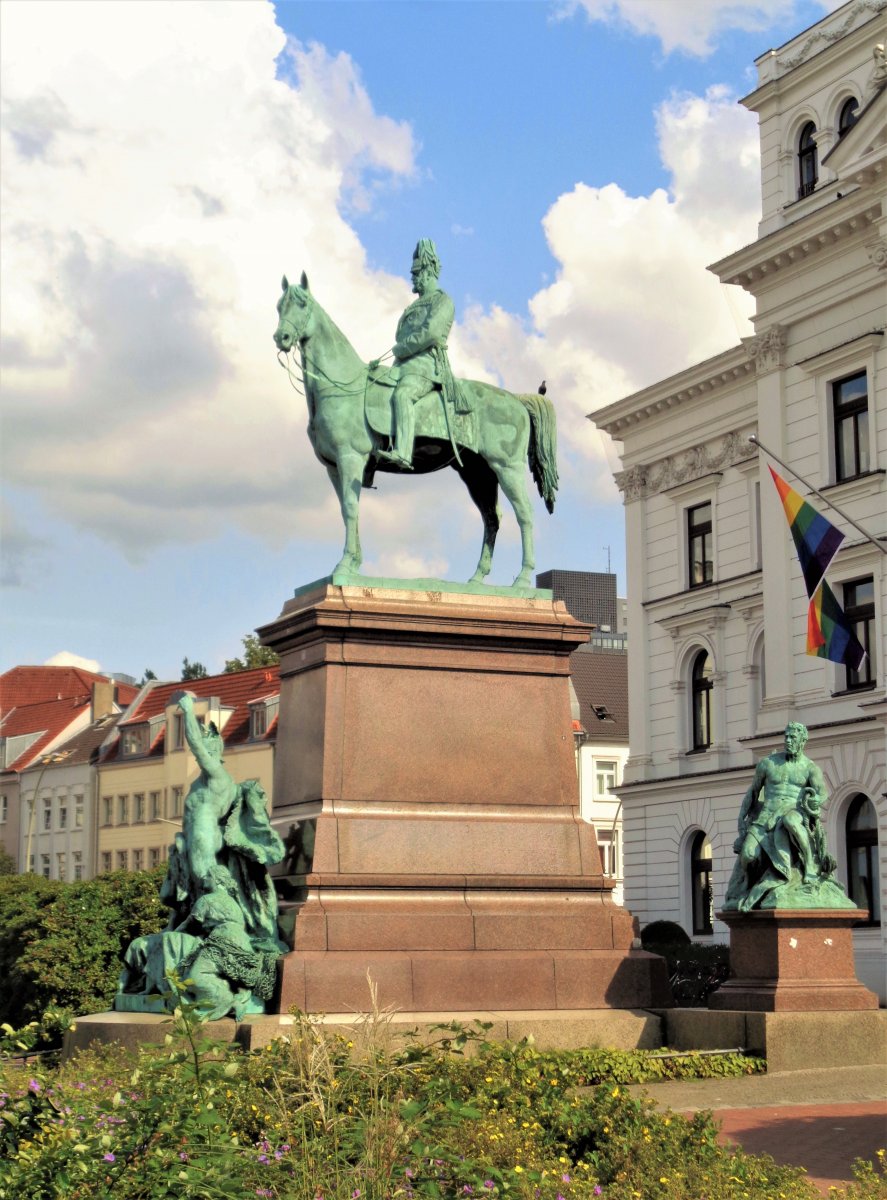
[327,456,365,576]
[494,463,536,589]
[456,457,501,583]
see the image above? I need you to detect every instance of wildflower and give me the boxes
[514,1165,523,1174]
[28,1079,40,1093]
[594,1189,603,1196]
[353,1191,361,1199]
[179,1152,188,1162]
[562,1174,571,1184]
[483,1183,494,1191]
[659,1178,669,1184]
[464,1188,474,1195]
[103,1153,116,1163]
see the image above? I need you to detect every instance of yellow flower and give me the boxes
[659,1178,669,1184]
[612,1086,620,1096]
[514,1165,523,1173]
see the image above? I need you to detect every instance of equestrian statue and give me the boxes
[273,239,558,590]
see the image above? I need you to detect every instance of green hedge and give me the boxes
[0,868,167,1026]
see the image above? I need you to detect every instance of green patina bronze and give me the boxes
[723,722,857,913]
[115,693,287,1020]
[273,239,558,591]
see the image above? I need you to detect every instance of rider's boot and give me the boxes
[377,394,415,469]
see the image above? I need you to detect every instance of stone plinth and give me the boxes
[709,909,879,1012]
[257,582,670,1014]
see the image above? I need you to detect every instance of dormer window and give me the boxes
[121,724,149,756]
[838,97,859,138]
[798,122,818,198]
[249,695,279,740]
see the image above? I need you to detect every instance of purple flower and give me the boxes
[258,1154,269,1164]
[562,1175,571,1184]
[28,1079,40,1093]
[464,1189,474,1195]
[179,1152,188,1161]
[483,1185,494,1191]
[352,1192,361,1199]
[594,1189,603,1196]
[103,1153,116,1163]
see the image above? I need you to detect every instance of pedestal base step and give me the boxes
[278,947,671,1014]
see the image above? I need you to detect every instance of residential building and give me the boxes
[96,666,280,873]
[1,666,137,872]
[593,1,886,1000]
[571,647,630,903]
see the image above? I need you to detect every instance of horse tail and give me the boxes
[517,393,559,513]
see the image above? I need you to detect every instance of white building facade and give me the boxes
[594,0,886,1001]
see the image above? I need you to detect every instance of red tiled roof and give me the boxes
[112,666,281,758]
[0,695,92,772]
[0,666,135,713]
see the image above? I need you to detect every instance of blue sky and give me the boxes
[0,0,839,681]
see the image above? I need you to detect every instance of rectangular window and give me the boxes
[752,480,762,570]
[171,786,184,818]
[56,852,66,880]
[687,502,713,588]
[102,796,112,826]
[133,848,144,871]
[596,828,619,877]
[121,725,149,756]
[73,851,83,881]
[173,714,185,750]
[0,794,7,823]
[594,760,618,796]
[41,854,50,879]
[149,847,160,868]
[74,798,84,828]
[117,850,128,871]
[59,805,67,829]
[833,372,869,482]
[150,791,162,821]
[844,576,875,690]
[117,795,128,825]
[252,706,267,738]
[133,793,145,823]
[101,851,112,873]
[43,799,52,830]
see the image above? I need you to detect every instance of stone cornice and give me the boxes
[614,429,758,502]
[778,1,886,73]
[710,195,883,292]
[592,346,753,438]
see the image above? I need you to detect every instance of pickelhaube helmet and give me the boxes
[411,238,441,277]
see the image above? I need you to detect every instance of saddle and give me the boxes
[364,368,478,455]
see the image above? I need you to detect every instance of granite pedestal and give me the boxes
[708,909,879,1012]
[257,582,669,1015]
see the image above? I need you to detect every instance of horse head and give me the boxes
[274,271,312,352]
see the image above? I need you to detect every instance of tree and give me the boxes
[0,845,16,876]
[224,634,279,674]
[139,668,157,685]
[181,657,208,681]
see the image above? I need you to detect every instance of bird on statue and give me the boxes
[538,380,547,396]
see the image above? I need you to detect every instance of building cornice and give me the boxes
[710,194,883,292]
[592,346,753,439]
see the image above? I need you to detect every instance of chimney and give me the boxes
[92,680,114,719]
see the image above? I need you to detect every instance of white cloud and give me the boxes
[0,0,418,571]
[556,0,842,57]
[43,650,102,673]
[455,84,760,495]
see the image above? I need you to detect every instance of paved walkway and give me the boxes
[629,1065,887,1196]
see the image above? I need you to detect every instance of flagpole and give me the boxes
[749,435,887,555]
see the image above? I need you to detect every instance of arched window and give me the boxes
[690,831,714,935]
[798,122,818,198]
[838,97,859,138]
[846,794,880,926]
[691,650,713,751]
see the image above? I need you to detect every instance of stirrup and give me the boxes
[377,448,413,470]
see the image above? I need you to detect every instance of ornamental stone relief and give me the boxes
[779,0,886,71]
[866,237,887,271]
[614,429,757,501]
[741,325,786,374]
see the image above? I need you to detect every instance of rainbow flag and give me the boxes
[769,466,844,598]
[807,579,866,670]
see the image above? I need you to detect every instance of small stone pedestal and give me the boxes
[257,581,669,1016]
[709,909,879,1012]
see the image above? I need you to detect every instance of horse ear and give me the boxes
[300,271,310,292]
[281,274,289,292]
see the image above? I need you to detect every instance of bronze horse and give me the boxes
[274,274,557,588]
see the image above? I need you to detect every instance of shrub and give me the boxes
[640,920,690,948]
[0,868,167,1027]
